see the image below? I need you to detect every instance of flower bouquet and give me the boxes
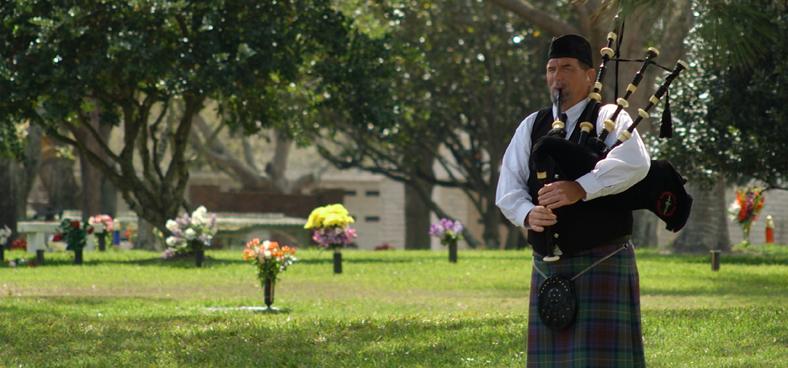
[429,218,464,263]
[88,214,114,251]
[305,204,357,274]
[9,238,26,251]
[55,219,93,264]
[728,186,766,245]
[0,225,11,261]
[243,239,297,310]
[163,206,217,267]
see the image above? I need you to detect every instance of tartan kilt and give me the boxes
[526,243,645,368]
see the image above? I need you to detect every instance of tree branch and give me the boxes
[486,0,580,36]
[150,98,171,184]
[190,113,273,190]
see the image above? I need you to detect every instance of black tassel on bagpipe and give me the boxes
[659,89,673,138]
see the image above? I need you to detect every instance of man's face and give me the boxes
[545,57,595,108]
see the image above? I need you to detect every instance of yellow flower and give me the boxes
[305,206,325,229]
[304,204,353,229]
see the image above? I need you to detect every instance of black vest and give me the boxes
[526,107,632,256]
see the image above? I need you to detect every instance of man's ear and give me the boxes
[586,68,595,82]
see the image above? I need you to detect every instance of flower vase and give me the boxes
[195,249,205,267]
[74,249,83,265]
[333,248,343,274]
[742,226,751,246]
[448,241,458,263]
[98,235,106,252]
[263,277,276,310]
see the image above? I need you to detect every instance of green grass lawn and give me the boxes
[1,245,786,367]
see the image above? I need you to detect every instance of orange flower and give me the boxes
[245,238,260,248]
[242,248,256,261]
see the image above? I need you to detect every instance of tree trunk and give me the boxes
[135,217,161,251]
[504,223,527,249]
[15,125,42,219]
[0,158,18,237]
[38,137,79,216]
[671,175,730,252]
[631,210,658,247]
[405,179,433,249]
[481,194,501,248]
[75,108,114,220]
[101,178,117,216]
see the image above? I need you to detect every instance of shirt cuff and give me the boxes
[576,173,604,201]
[515,203,535,229]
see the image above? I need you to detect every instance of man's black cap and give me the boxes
[548,34,593,68]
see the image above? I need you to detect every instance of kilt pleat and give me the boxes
[526,243,645,368]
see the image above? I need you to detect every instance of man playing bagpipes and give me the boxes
[496,31,689,366]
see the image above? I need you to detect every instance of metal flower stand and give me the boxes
[263,277,277,311]
[333,249,342,274]
[448,241,458,263]
[97,235,106,251]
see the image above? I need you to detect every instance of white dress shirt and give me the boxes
[495,99,651,228]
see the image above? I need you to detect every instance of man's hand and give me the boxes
[525,206,557,232]
[537,180,586,210]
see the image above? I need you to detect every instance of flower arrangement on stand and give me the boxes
[429,218,464,263]
[0,225,11,262]
[55,219,93,264]
[163,206,217,267]
[243,239,297,311]
[88,214,114,252]
[728,186,766,246]
[305,204,357,274]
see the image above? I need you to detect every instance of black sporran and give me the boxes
[537,275,577,330]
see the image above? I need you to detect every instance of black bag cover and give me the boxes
[531,135,693,232]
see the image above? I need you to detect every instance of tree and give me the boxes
[311,1,551,247]
[661,1,786,251]
[0,1,378,238]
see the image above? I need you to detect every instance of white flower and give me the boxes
[166,236,178,246]
[166,220,179,232]
[727,201,741,222]
[0,225,11,243]
[93,223,105,234]
[263,250,272,258]
[191,206,208,226]
[184,228,197,240]
[262,240,271,250]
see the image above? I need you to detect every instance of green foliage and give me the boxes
[656,1,787,189]
[0,248,785,367]
[0,0,381,230]
[312,1,551,246]
[56,218,91,251]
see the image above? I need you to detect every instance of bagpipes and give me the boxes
[533,20,692,260]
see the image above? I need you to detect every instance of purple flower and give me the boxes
[429,223,443,237]
[429,218,464,245]
[311,227,357,248]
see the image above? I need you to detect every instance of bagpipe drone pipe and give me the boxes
[533,28,692,245]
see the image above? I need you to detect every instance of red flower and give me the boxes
[52,233,63,242]
[10,239,27,250]
[70,220,80,229]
